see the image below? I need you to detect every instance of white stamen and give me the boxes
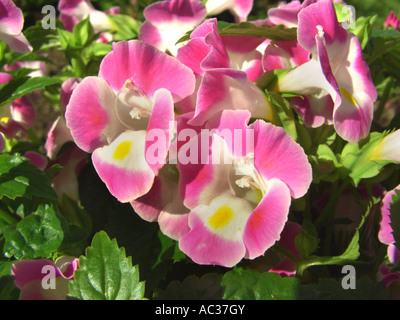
[316,25,324,38]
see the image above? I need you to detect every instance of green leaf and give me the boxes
[217,22,297,40]
[295,218,319,259]
[0,153,57,201]
[297,197,377,275]
[266,91,297,141]
[339,132,392,186]
[2,203,64,259]
[107,14,141,40]
[222,269,299,300]
[0,76,61,106]
[349,16,377,49]
[68,231,145,300]
[22,20,61,51]
[73,17,94,47]
[177,21,297,44]
[57,29,75,49]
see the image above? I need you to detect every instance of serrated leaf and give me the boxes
[222,269,299,300]
[2,203,64,259]
[0,76,61,106]
[68,231,145,300]
[0,153,57,201]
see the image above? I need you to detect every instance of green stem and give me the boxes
[297,256,355,276]
[0,207,18,225]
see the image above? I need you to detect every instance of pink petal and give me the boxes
[263,40,310,71]
[189,68,271,126]
[179,192,252,267]
[158,190,190,240]
[99,40,195,102]
[178,132,232,209]
[0,71,13,85]
[23,151,47,171]
[332,34,376,142]
[243,179,291,259]
[145,88,174,174]
[297,0,347,53]
[92,130,155,203]
[138,21,163,51]
[0,31,32,52]
[10,96,35,128]
[333,90,373,143]
[204,109,252,158]
[44,116,74,160]
[139,0,207,55]
[206,0,253,22]
[384,11,400,29]
[0,0,24,35]
[51,146,87,201]
[12,259,67,289]
[130,176,164,222]
[65,76,125,153]
[251,119,312,199]
[378,187,400,246]
[291,94,333,128]
[60,77,82,112]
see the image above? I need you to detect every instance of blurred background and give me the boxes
[14,0,400,28]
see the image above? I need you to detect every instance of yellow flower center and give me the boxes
[208,205,234,230]
[112,141,132,161]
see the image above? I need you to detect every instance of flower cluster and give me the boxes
[63,0,365,268]
[1,0,400,300]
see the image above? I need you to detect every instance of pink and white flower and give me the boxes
[66,40,195,204]
[384,11,400,30]
[0,0,32,52]
[11,257,79,300]
[51,145,87,202]
[205,0,253,23]
[139,0,207,56]
[369,129,400,163]
[276,0,377,142]
[23,151,47,171]
[266,0,317,28]
[58,0,118,35]
[176,110,312,267]
[378,185,400,265]
[176,18,273,126]
[10,96,35,129]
